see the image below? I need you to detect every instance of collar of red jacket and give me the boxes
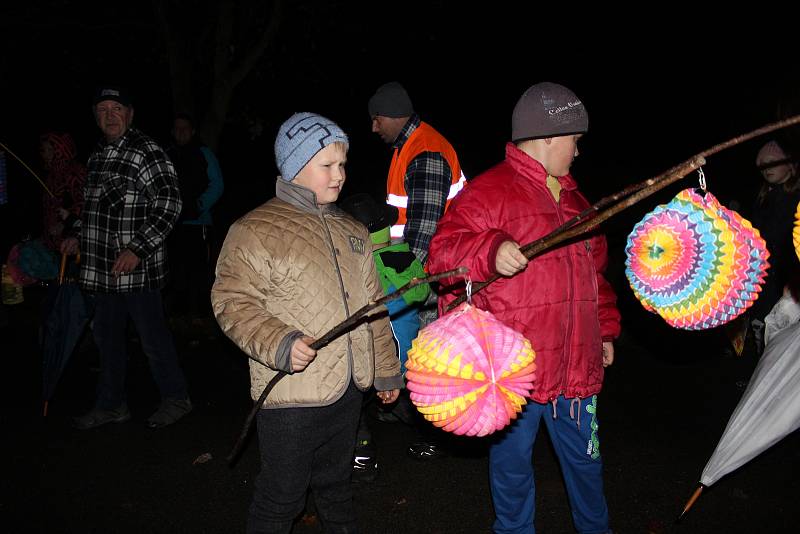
[504,142,578,191]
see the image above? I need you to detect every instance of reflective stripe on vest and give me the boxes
[388,171,467,238]
[385,122,463,241]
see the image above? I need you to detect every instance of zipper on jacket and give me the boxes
[318,207,355,377]
[585,240,601,346]
[546,182,574,401]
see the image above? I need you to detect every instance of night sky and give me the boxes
[2,2,798,262]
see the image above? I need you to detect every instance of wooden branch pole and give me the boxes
[226,266,468,465]
[446,157,704,310]
[446,114,800,311]
[0,141,54,197]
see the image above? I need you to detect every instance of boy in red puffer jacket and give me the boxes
[428,82,620,534]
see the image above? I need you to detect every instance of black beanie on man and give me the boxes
[368,82,414,118]
[511,82,588,142]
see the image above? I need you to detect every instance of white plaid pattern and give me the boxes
[78,128,181,292]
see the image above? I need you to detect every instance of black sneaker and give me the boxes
[407,440,444,461]
[352,448,378,483]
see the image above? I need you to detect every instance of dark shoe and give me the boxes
[407,440,444,461]
[146,398,192,428]
[73,405,131,430]
[352,450,378,483]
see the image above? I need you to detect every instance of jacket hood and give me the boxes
[41,132,77,170]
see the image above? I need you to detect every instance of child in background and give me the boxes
[212,113,402,532]
[749,139,800,354]
[340,193,429,482]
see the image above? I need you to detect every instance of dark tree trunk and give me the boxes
[152,0,284,152]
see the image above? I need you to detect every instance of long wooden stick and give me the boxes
[226,266,468,465]
[0,141,53,197]
[446,114,800,311]
[446,157,703,310]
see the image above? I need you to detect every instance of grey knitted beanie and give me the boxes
[274,112,349,181]
[512,82,588,142]
[368,82,414,118]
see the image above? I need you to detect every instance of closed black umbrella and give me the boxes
[42,253,89,415]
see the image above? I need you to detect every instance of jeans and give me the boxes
[92,291,188,409]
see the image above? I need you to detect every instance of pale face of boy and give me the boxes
[293,143,347,205]
[545,134,582,177]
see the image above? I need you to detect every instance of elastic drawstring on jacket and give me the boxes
[569,397,582,430]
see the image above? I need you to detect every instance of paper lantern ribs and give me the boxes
[625,188,769,330]
[793,200,800,263]
[405,303,536,437]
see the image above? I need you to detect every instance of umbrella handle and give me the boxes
[677,484,704,523]
[58,252,81,285]
[59,254,67,284]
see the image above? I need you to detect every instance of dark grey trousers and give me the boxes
[247,381,362,534]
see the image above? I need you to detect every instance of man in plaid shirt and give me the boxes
[368,82,466,461]
[368,82,466,266]
[63,86,191,430]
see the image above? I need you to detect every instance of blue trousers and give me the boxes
[490,395,609,534]
[92,291,188,409]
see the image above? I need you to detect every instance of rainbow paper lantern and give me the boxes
[793,200,800,263]
[625,188,769,330]
[405,303,536,437]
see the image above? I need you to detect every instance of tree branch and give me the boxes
[230,0,284,86]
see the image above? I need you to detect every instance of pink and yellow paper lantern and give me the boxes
[793,200,800,263]
[625,188,769,330]
[405,303,536,437]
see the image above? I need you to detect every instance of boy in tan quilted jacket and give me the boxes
[212,112,402,533]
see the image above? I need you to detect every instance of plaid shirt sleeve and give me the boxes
[126,142,182,259]
[404,151,452,265]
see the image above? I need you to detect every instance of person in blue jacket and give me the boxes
[166,113,224,320]
[340,193,429,481]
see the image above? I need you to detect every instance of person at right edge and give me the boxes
[428,82,621,534]
[748,139,800,355]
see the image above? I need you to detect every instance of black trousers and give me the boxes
[247,381,362,534]
[167,224,211,317]
[93,291,188,409]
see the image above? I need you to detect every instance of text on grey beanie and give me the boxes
[368,81,414,118]
[512,82,588,142]
[274,112,349,181]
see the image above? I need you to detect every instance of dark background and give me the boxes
[2,4,800,533]
[1,3,798,351]
[2,3,798,221]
